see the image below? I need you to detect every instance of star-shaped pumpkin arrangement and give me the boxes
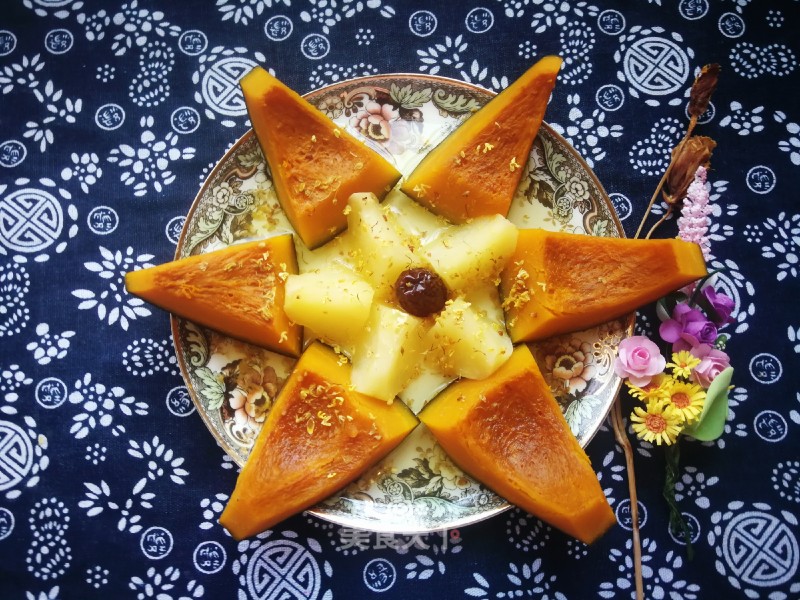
[125,57,708,544]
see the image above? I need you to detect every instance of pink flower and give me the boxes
[690,343,731,388]
[614,336,666,387]
[677,166,712,259]
[545,339,597,395]
[350,101,399,142]
[659,303,718,352]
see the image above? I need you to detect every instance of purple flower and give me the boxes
[690,343,731,388]
[613,335,666,387]
[659,303,718,352]
[701,287,735,326]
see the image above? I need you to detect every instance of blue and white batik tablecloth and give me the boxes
[1,1,799,598]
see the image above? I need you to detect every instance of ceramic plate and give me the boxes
[172,74,630,533]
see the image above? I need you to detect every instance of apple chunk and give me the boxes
[283,268,374,347]
[422,214,518,291]
[425,296,512,381]
[351,304,429,403]
[346,192,420,300]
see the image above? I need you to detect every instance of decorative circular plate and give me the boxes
[172,73,629,533]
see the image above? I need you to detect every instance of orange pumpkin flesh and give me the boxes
[419,344,615,544]
[220,342,419,540]
[124,235,302,357]
[400,56,562,223]
[500,229,708,342]
[241,67,402,249]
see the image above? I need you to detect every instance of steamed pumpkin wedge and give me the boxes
[499,230,708,342]
[401,55,562,223]
[419,344,615,544]
[125,235,302,357]
[220,342,419,540]
[241,67,402,249]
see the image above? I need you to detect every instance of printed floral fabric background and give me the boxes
[1,1,799,598]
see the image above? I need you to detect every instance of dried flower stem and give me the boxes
[634,118,698,240]
[611,397,644,600]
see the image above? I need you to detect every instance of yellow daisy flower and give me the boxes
[626,373,671,403]
[665,380,706,424]
[630,400,683,445]
[666,350,701,379]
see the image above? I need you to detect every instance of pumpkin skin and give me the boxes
[219,342,419,540]
[125,234,302,357]
[400,56,562,223]
[241,67,402,249]
[499,229,708,342]
[418,344,615,544]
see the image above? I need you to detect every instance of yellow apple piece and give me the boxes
[426,296,512,380]
[284,268,374,348]
[346,192,420,299]
[351,304,429,403]
[422,214,518,291]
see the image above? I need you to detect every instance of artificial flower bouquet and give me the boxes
[608,65,731,586]
[614,267,734,448]
[612,266,735,563]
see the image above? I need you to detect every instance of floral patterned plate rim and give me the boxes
[171,73,630,534]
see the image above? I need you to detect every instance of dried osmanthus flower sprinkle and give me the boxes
[688,63,721,120]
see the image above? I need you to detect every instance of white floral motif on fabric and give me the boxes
[719,101,765,135]
[26,323,74,365]
[744,212,800,281]
[774,111,800,166]
[417,35,467,76]
[122,337,179,377]
[550,93,623,167]
[107,116,196,196]
[0,262,31,338]
[300,0,395,35]
[27,497,72,581]
[1,364,32,414]
[129,566,204,599]
[598,537,700,599]
[60,152,103,193]
[308,62,379,89]
[466,557,567,599]
[72,246,154,330]
[68,373,148,439]
[216,0,291,26]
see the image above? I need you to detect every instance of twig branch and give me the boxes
[633,116,698,240]
[611,397,644,600]
[645,207,673,240]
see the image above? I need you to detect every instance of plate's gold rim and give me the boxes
[170,72,630,532]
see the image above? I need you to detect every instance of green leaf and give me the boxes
[541,137,567,183]
[682,367,733,441]
[185,212,224,254]
[432,89,481,115]
[591,219,610,238]
[195,366,226,410]
[390,83,432,109]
